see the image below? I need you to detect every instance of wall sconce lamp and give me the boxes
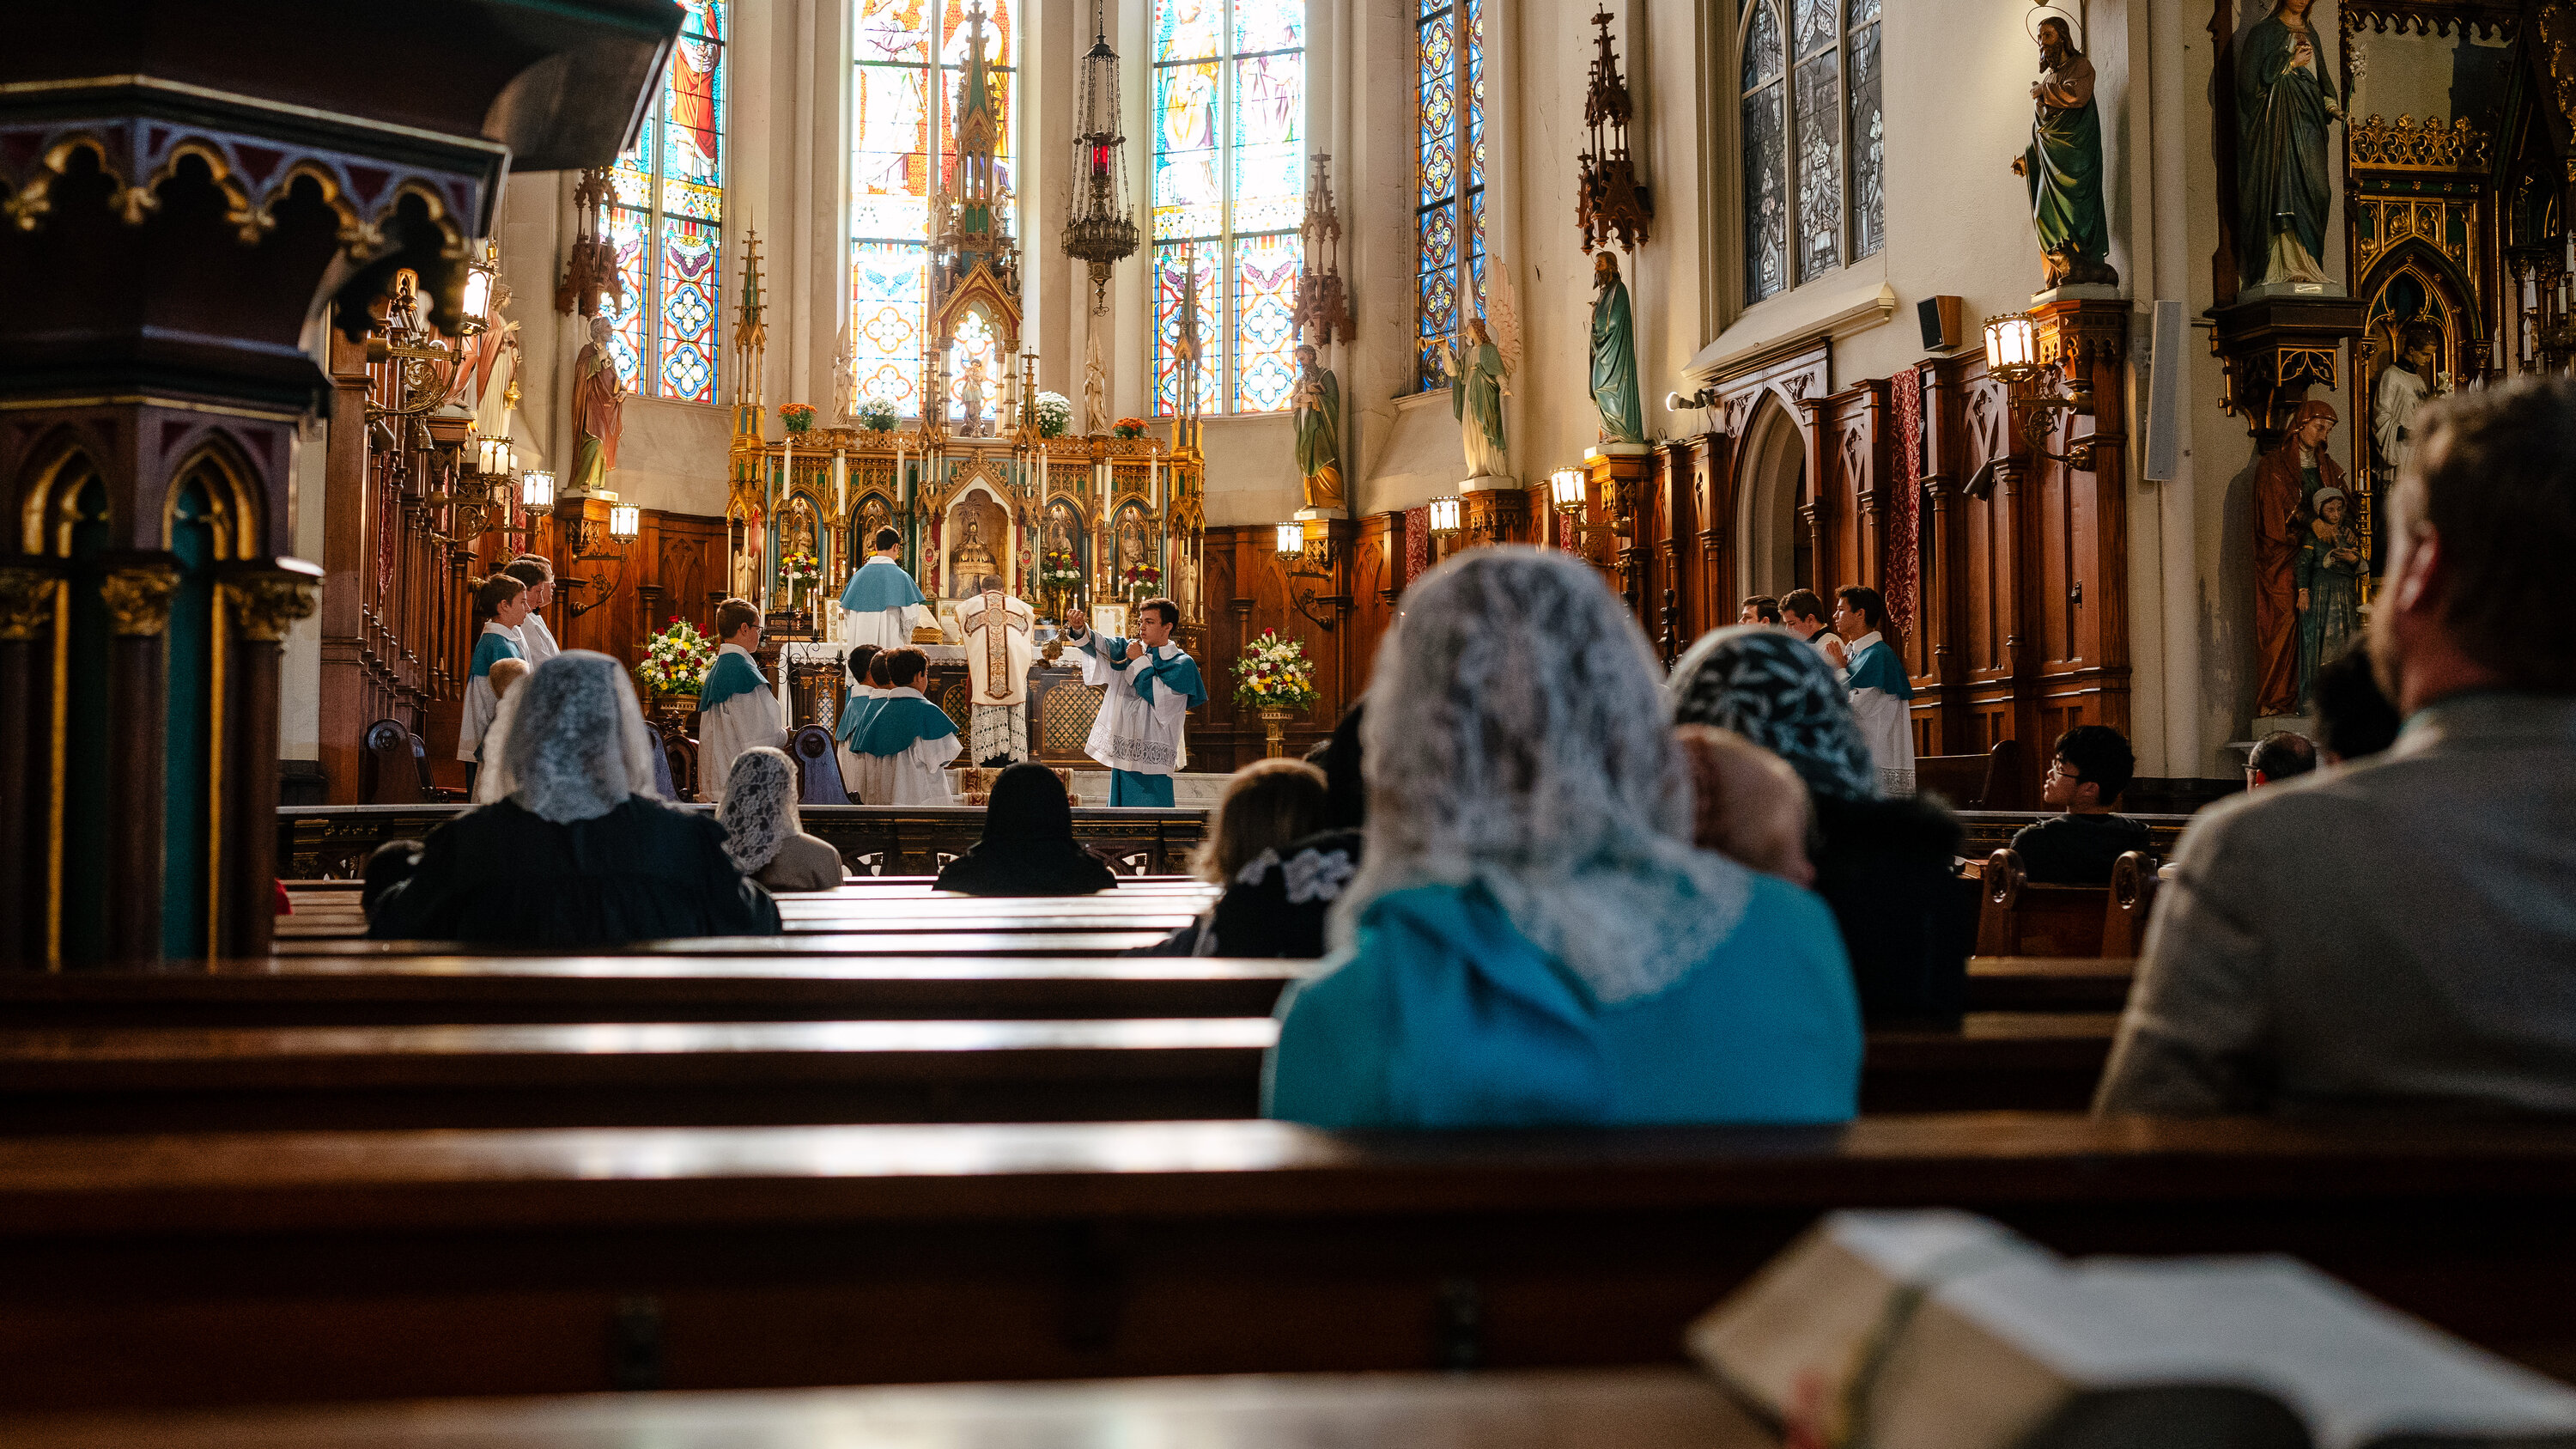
[1273,516,1349,632]
[1427,495,1462,539]
[456,240,498,338]
[520,470,556,509]
[562,502,637,622]
[1979,311,2098,492]
[1550,466,1625,548]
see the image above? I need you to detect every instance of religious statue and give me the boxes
[2011,16,2118,289]
[2235,0,2342,291]
[957,367,987,437]
[2373,320,2445,498]
[1084,326,1110,435]
[1589,252,1644,445]
[2251,399,2342,717]
[1117,519,1147,572]
[780,498,817,571]
[2296,486,2365,707]
[1443,316,1512,480]
[1290,343,1346,511]
[570,314,623,493]
[949,511,999,599]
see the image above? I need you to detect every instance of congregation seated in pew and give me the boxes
[368,652,781,946]
[2099,374,2576,1117]
[2010,725,2151,886]
[716,747,848,893]
[1265,548,1862,1129]
[1674,724,1814,887]
[1669,625,1969,1024]
[933,763,1120,896]
[1142,754,1334,957]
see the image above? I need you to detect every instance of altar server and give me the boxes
[958,573,1035,765]
[1063,598,1205,808]
[457,573,531,792]
[696,597,787,806]
[501,556,561,664]
[839,527,929,651]
[847,647,961,806]
[833,644,885,797]
[1832,584,1916,796]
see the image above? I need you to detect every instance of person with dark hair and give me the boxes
[2245,729,2317,788]
[1163,698,1374,957]
[838,526,929,651]
[1672,626,1969,1024]
[936,763,1120,895]
[359,838,424,920]
[501,556,560,664]
[372,653,781,945]
[457,572,530,792]
[1780,588,1845,668]
[2100,374,2576,1115]
[2311,644,2401,763]
[832,643,884,796]
[1062,597,1205,807]
[846,646,960,806]
[1740,595,1783,625]
[2010,725,2147,885]
[1266,550,1860,1128]
[696,597,786,806]
[1832,584,1915,795]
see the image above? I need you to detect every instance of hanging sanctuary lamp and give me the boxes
[1061,0,1140,314]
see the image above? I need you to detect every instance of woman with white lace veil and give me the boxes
[370,651,781,944]
[717,746,848,892]
[1262,548,1860,1128]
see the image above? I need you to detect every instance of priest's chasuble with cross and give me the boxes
[959,588,1036,764]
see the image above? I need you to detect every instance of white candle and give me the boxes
[833,451,848,516]
[1149,454,1160,512]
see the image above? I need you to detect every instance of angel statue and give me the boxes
[1443,316,1516,480]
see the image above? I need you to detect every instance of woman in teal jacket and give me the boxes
[1262,548,1862,1129]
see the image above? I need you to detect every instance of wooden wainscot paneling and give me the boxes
[1346,509,1401,693]
[2028,297,2133,757]
[1198,522,1354,772]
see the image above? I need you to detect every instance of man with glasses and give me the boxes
[2008,725,2148,885]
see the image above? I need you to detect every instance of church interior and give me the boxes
[7,0,2576,1441]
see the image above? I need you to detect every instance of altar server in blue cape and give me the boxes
[457,572,531,792]
[696,598,787,806]
[1832,584,1916,796]
[501,556,560,665]
[839,527,930,651]
[848,646,961,806]
[1061,597,1205,808]
[832,644,886,797]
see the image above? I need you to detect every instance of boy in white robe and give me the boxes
[457,573,531,794]
[838,527,930,651]
[1831,583,1917,796]
[1062,597,1204,808]
[503,556,561,664]
[696,597,787,806]
[847,646,961,806]
[833,645,887,798]
[957,574,1035,764]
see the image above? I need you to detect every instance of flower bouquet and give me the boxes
[778,402,816,434]
[1035,390,1073,439]
[857,398,897,432]
[1111,417,1146,440]
[638,615,716,700]
[1121,563,1163,605]
[1037,553,1085,595]
[778,549,822,606]
[1234,631,1318,712]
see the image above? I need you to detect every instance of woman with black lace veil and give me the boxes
[1668,625,1972,1025]
[717,746,848,892]
[934,763,1119,896]
[1262,548,1861,1129]
[368,651,782,944]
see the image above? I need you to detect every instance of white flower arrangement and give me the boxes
[638,616,716,696]
[1232,630,1318,711]
[1035,390,1073,438]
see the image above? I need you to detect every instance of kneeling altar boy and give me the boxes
[847,646,961,807]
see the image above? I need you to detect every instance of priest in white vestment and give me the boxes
[838,527,929,651]
[846,646,961,806]
[1062,598,1204,808]
[958,574,1035,765]
[696,600,787,806]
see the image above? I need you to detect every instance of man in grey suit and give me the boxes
[2098,376,2576,1115]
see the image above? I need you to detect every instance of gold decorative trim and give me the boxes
[0,568,56,641]
[100,563,182,637]
[2348,113,2491,170]
[0,76,513,158]
[0,394,307,423]
[219,572,318,642]
[47,581,68,968]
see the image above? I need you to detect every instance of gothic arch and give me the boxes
[17,431,109,558]
[161,435,264,562]
[1734,393,1809,600]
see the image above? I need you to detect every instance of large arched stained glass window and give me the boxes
[607,0,727,404]
[1740,0,1881,306]
[1414,0,1484,394]
[850,0,1018,418]
[1151,0,1305,416]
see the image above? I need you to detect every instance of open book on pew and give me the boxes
[1688,1211,2576,1449]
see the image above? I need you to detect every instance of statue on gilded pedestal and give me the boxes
[2235,0,2342,291]
[1589,252,1644,445]
[2012,15,2118,289]
[570,314,623,493]
[1290,342,1346,511]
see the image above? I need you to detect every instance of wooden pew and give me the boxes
[0,1367,1762,1449]
[0,1013,2116,1134]
[1965,955,2135,1012]
[1912,738,2024,810]
[274,931,1184,959]
[1973,850,2161,960]
[1953,810,2191,860]
[5,1114,2576,1409]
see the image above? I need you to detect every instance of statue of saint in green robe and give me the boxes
[1291,344,1346,512]
[1589,252,1645,445]
[1446,318,1510,480]
[2235,0,2339,289]
[2012,18,2118,289]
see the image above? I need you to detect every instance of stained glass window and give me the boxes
[1738,0,1880,307]
[849,0,1018,418]
[606,0,726,404]
[1415,0,1485,393]
[1151,0,1304,415]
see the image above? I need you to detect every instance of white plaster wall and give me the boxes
[276,410,328,761]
